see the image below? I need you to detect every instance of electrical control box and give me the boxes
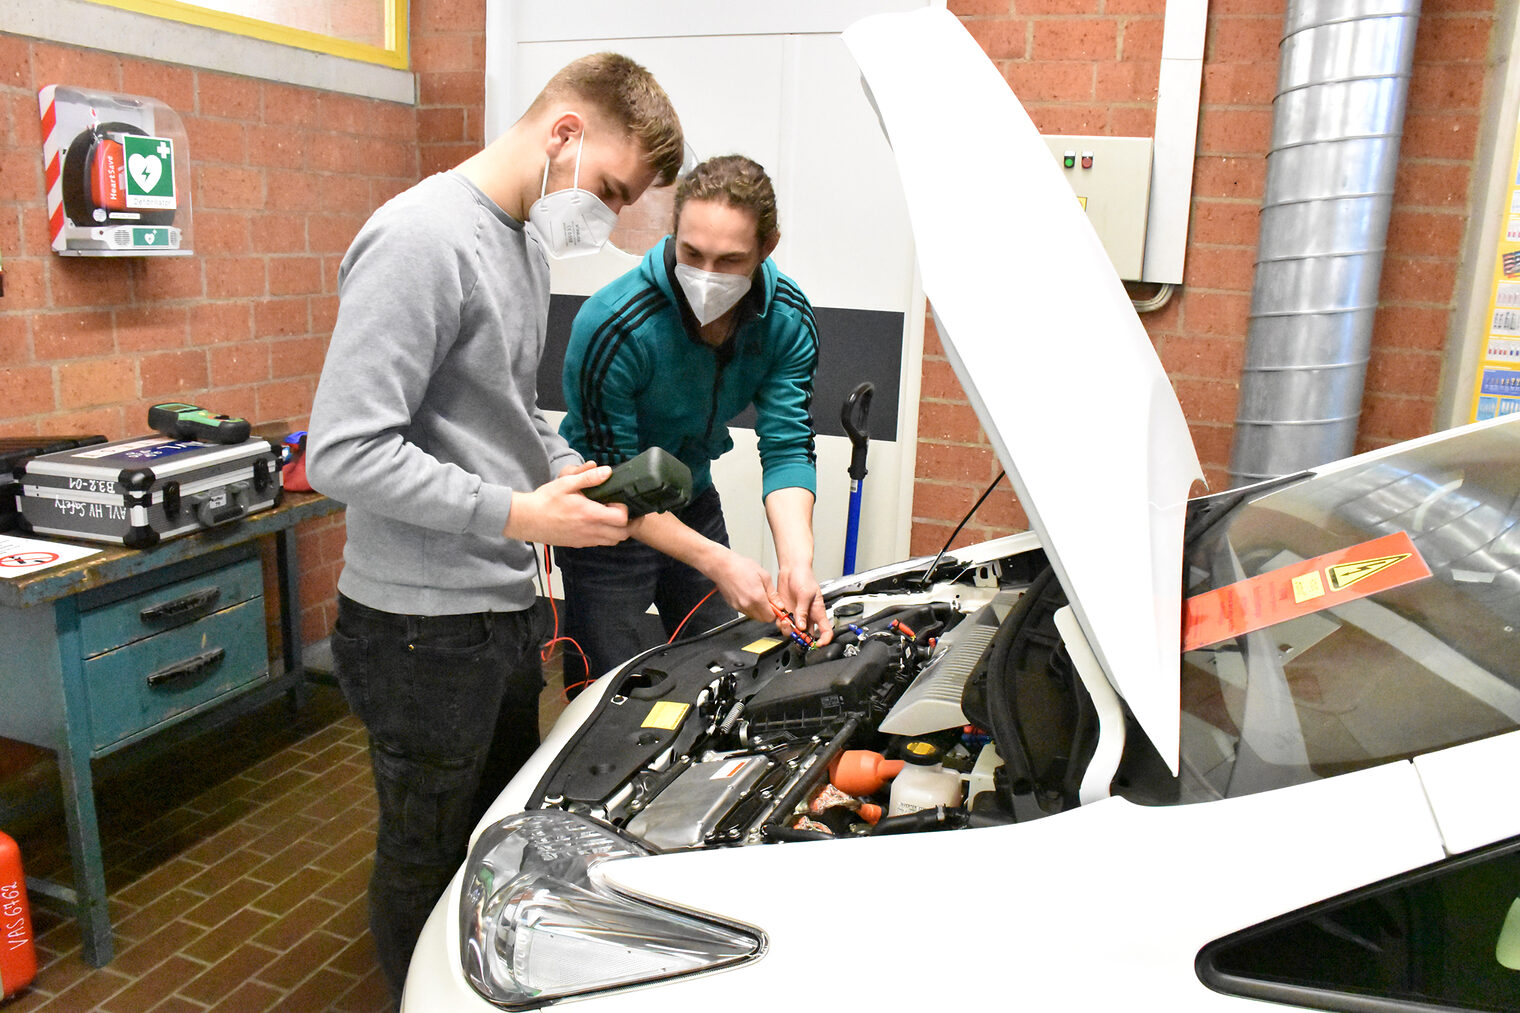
[1043,135,1152,281]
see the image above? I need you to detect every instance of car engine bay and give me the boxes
[527,547,1164,850]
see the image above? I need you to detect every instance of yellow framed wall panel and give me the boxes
[82,0,408,69]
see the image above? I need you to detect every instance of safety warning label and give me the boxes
[1182,530,1432,652]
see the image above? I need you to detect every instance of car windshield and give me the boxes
[1174,420,1520,802]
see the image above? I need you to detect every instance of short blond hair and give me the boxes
[674,155,779,247]
[529,53,684,187]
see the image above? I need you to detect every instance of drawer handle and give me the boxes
[146,648,226,688]
[140,587,221,624]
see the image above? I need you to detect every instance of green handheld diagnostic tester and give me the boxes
[584,447,693,518]
[148,403,252,444]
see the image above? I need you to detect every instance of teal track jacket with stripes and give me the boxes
[560,237,819,500]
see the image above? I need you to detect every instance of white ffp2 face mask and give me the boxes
[527,134,618,259]
[674,263,752,326]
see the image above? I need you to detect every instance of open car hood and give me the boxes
[843,8,1202,773]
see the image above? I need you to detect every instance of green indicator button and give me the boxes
[131,227,173,248]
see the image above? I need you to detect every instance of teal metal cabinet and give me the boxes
[0,492,343,965]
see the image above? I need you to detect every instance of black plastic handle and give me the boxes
[146,647,225,688]
[841,382,875,481]
[140,587,220,624]
[192,483,249,528]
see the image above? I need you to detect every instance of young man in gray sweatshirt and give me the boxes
[306,54,683,1000]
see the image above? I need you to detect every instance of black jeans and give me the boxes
[557,486,737,690]
[330,594,544,1005]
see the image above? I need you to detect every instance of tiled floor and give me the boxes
[1,665,568,1012]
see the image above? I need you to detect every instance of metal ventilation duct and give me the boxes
[1228,0,1422,486]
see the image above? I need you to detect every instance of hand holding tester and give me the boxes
[148,403,251,444]
[583,447,692,518]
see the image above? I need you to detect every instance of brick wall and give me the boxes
[911,0,1502,555]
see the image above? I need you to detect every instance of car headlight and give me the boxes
[460,810,765,1007]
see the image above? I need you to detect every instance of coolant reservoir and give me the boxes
[887,740,964,817]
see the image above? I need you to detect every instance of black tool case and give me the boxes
[1,435,107,532]
[18,435,282,548]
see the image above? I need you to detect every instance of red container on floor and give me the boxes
[0,830,36,999]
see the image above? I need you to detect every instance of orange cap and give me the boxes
[829,750,905,795]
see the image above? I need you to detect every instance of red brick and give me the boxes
[256,377,318,424]
[1412,15,1495,63]
[1407,63,1487,111]
[966,18,1027,59]
[116,305,191,352]
[1188,423,1234,472]
[1192,155,1267,202]
[33,310,114,360]
[1108,105,1157,137]
[1026,103,1109,133]
[195,164,266,210]
[420,144,475,178]
[1015,0,1100,11]
[32,42,121,92]
[196,71,263,120]
[58,356,136,409]
[920,357,967,400]
[1032,19,1118,61]
[1394,159,1470,209]
[1182,244,1257,291]
[260,82,323,128]
[45,404,127,438]
[1189,199,1261,247]
[50,258,134,307]
[411,32,484,74]
[270,336,327,379]
[417,0,486,32]
[247,123,314,170]
[254,297,309,338]
[1120,17,1165,60]
[1207,16,1284,64]
[119,59,196,112]
[185,114,248,166]
[978,487,1028,531]
[1198,107,1274,157]
[252,212,308,254]
[1366,348,1442,399]
[912,480,981,524]
[950,0,1012,14]
[191,301,254,344]
[195,210,253,255]
[1370,305,1451,353]
[1105,0,1166,12]
[1005,61,1092,103]
[140,348,209,398]
[418,106,465,145]
[318,173,376,215]
[204,386,258,425]
[268,256,324,296]
[319,92,372,136]
[1379,255,1457,305]
[419,70,484,108]
[0,257,48,308]
[1400,111,1478,162]
[1096,61,1159,102]
[210,342,271,386]
[311,295,340,334]
[129,256,205,300]
[918,399,983,443]
[916,442,998,484]
[0,312,28,364]
[308,215,363,255]
[205,256,267,299]
[266,168,318,212]
[1385,208,1467,258]
[1201,61,1279,106]
[0,365,55,416]
[1171,376,1239,424]
[1183,290,1251,336]
[0,34,31,91]
[1157,334,1245,380]
[369,99,417,141]
[1360,392,1435,444]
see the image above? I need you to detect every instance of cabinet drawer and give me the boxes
[79,554,264,658]
[84,596,268,749]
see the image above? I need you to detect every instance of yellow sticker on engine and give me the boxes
[642,701,689,730]
[741,637,782,654]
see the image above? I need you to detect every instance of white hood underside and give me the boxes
[843,8,1203,773]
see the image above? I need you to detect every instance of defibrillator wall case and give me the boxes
[18,436,281,548]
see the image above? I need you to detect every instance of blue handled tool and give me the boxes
[840,382,874,574]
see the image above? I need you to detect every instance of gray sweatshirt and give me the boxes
[307,171,580,616]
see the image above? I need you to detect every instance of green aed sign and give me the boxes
[129,227,175,248]
[121,134,176,210]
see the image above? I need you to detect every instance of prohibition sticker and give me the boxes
[0,551,57,567]
[641,701,688,730]
[1183,530,1432,652]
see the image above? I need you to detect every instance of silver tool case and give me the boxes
[18,435,282,548]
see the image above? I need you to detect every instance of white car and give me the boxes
[404,9,1520,1011]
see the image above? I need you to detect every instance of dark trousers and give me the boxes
[330,594,544,1004]
[558,486,737,690]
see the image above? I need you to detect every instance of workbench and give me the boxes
[0,491,343,965]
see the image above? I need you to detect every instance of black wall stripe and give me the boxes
[541,294,904,442]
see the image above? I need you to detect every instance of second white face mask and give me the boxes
[675,264,752,326]
[527,134,618,259]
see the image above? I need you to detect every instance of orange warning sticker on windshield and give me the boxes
[1182,530,1431,652]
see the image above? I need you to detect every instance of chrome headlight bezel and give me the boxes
[459,810,765,1008]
